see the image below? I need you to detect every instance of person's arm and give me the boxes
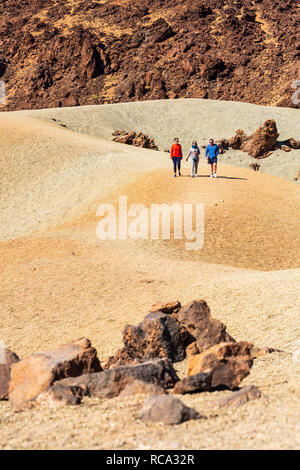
[170,144,174,158]
[216,145,220,157]
[186,150,191,161]
[205,146,208,158]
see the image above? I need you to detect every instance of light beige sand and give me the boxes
[0,100,299,449]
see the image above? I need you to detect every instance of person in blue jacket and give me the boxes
[205,138,220,178]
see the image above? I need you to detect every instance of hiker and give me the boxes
[170,137,183,177]
[186,141,200,177]
[205,138,220,178]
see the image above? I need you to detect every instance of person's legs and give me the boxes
[210,162,214,177]
[177,157,181,175]
[213,162,217,177]
[195,159,199,176]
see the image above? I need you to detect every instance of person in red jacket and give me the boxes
[170,138,183,177]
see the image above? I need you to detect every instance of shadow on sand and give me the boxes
[182,174,248,181]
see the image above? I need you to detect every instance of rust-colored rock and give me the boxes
[119,379,166,397]
[112,130,159,150]
[56,359,179,399]
[9,338,102,411]
[105,311,192,367]
[187,341,253,390]
[34,384,86,408]
[240,120,279,158]
[210,385,261,408]
[0,348,19,400]
[140,395,201,425]
[1,1,299,111]
[176,300,235,355]
[173,371,212,394]
[228,129,247,150]
[149,300,181,314]
[249,163,260,171]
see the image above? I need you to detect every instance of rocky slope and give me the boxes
[0,0,299,111]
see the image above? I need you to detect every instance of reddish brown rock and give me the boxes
[119,379,166,397]
[56,359,178,399]
[9,338,102,411]
[34,384,86,408]
[0,349,19,400]
[105,311,192,367]
[176,300,235,355]
[112,130,159,150]
[249,163,260,171]
[210,385,261,408]
[187,342,253,390]
[289,138,300,150]
[1,1,299,111]
[281,145,291,152]
[140,395,201,425]
[149,300,181,314]
[250,346,283,358]
[173,371,212,394]
[241,120,279,158]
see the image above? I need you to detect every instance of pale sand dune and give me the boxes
[0,100,299,449]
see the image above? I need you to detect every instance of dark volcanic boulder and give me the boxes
[0,348,19,400]
[241,119,279,157]
[140,395,201,425]
[106,311,193,367]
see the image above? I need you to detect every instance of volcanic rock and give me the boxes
[105,311,192,367]
[173,371,212,394]
[112,130,159,150]
[9,338,102,411]
[176,300,235,355]
[0,348,19,400]
[187,342,253,390]
[149,300,181,314]
[119,379,166,397]
[140,395,201,425]
[210,385,261,408]
[240,119,279,157]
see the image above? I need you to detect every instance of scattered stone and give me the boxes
[35,384,86,408]
[210,385,261,408]
[281,145,291,152]
[228,120,280,158]
[249,163,260,171]
[176,300,235,355]
[56,359,179,399]
[140,395,201,425]
[105,310,192,367]
[9,338,102,411]
[149,300,181,314]
[217,139,229,154]
[187,341,253,390]
[250,346,284,358]
[0,349,19,400]
[112,130,159,150]
[119,379,166,397]
[281,138,300,150]
[241,119,279,157]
